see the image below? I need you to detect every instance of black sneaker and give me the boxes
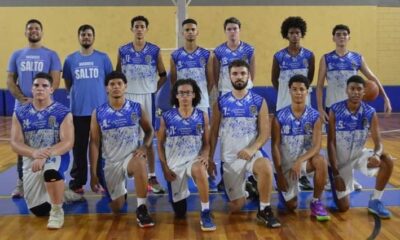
[245,180,259,200]
[257,206,281,228]
[299,176,313,191]
[136,205,155,228]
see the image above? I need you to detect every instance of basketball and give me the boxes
[363,80,379,101]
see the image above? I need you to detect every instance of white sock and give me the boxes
[148,173,156,178]
[201,202,210,211]
[372,190,383,200]
[137,198,147,207]
[51,204,62,209]
[312,197,319,202]
[260,202,270,211]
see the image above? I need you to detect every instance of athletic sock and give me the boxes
[260,202,270,211]
[372,190,383,200]
[201,202,209,211]
[137,198,147,207]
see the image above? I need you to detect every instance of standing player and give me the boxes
[116,15,166,194]
[271,75,329,221]
[63,24,113,194]
[209,60,281,228]
[10,72,74,229]
[89,71,155,227]
[7,19,62,198]
[158,79,216,231]
[327,75,393,218]
[170,18,213,113]
[213,17,255,95]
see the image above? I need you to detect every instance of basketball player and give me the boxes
[328,75,393,218]
[213,17,255,95]
[63,24,113,194]
[7,19,62,198]
[116,15,166,194]
[272,75,330,221]
[158,79,216,231]
[10,72,73,229]
[89,71,154,227]
[170,18,213,113]
[209,60,281,228]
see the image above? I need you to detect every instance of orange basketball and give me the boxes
[363,80,379,101]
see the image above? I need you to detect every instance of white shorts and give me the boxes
[23,153,71,209]
[103,156,132,201]
[336,148,379,199]
[169,160,199,203]
[279,161,309,202]
[223,151,263,201]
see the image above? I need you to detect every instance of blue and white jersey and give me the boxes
[162,108,205,170]
[15,102,70,160]
[276,105,319,169]
[171,47,210,108]
[274,47,314,110]
[63,50,113,116]
[214,41,254,93]
[218,91,263,162]
[325,51,362,107]
[331,100,375,167]
[96,100,142,166]
[8,47,61,99]
[118,42,160,94]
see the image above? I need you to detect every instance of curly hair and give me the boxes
[170,79,202,107]
[280,16,307,39]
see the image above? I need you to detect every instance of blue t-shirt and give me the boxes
[63,50,113,116]
[8,47,62,98]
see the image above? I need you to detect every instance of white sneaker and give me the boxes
[64,188,84,202]
[47,205,64,229]
[354,180,363,191]
[11,179,24,198]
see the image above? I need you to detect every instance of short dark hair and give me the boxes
[224,17,241,30]
[78,24,95,36]
[332,24,350,35]
[228,59,250,73]
[26,19,42,30]
[288,74,310,89]
[347,75,365,86]
[182,18,197,26]
[171,79,202,107]
[105,71,127,86]
[281,16,307,39]
[34,72,53,85]
[131,15,149,28]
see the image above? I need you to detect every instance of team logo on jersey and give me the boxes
[304,122,313,134]
[362,117,369,128]
[196,123,203,135]
[303,59,308,68]
[200,57,206,66]
[156,108,163,117]
[131,113,138,123]
[249,105,258,116]
[48,116,56,128]
[145,55,152,64]
[23,119,31,129]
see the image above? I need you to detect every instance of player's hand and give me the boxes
[207,161,217,179]
[318,109,329,123]
[90,176,104,194]
[237,147,255,161]
[133,146,147,160]
[196,155,209,168]
[19,97,33,105]
[334,175,346,192]
[289,160,302,181]
[162,165,176,182]
[276,172,288,192]
[367,155,381,168]
[31,158,46,172]
[383,97,392,115]
[32,148,52,159]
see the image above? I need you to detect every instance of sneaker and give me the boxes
[64,187,85,202]
[310,199,331,221]
[368,199,391,219]
[299,176,313,191]
[257,206,281,228]
[11,179,24,198]
[245,180,259,200]
[148,176,165,194]
[47,205,64,229]
[354,180,363,191]
[200,209,216,231]
[136,204,155,228]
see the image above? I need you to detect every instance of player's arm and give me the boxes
[209,102,221,177]
[139,105,154,150]
[271,116,287,191]
[62,60,72,92]
[169,56,177,86]
[308,54,316,84]
[156,117,176,181]
[271,57,280,90]
[50,70,61,90]
[198,112,211,164]
[116,52,122,72]
[316,56,328,122]
[369,113,383,167]
[7,72,28,103]
[212,52,220,90]
[48,113,74,156]
[89,110,102,192]
[360,57,392,113]
[10,114,39,158]
[206,53,214,92]
[156,52,167,90]
[249,53,256,83]
[327,110,339,176]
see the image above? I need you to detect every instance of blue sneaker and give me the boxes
[368,199,391,219]
[200,209,216,231]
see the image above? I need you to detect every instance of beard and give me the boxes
[28,36,41,43]
[80,43,92,49]
[232,80,248,90]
